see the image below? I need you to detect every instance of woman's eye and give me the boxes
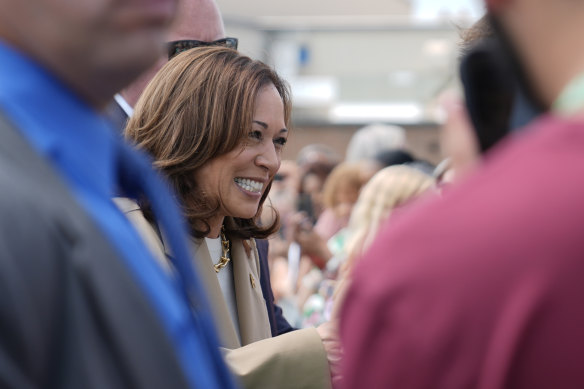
[274,137,287,149]
[248,130,262,141]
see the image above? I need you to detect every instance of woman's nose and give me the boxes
[255,143,280,174]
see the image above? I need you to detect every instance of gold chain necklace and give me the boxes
[213,227,230,273]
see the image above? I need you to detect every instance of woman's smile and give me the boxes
[234,177,264,194]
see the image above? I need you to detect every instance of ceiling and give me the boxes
[218,0,411,22]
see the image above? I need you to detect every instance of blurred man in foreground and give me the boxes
[341,0,584,388]
[0,0,235,388]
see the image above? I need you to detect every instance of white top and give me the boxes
[205,236,241,342]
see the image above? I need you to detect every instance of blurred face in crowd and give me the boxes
[194,83,288,221]
[0,0,178,107]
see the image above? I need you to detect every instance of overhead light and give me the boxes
[329,102,423,124]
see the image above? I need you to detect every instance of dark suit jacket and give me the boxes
[255,239,294,336]
[0,112,192,389]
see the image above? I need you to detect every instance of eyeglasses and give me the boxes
[167,38,238,60]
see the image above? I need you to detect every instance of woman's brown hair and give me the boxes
[322,162,369,211]
[125,46,291,239]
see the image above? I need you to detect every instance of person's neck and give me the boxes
[552,68,584,115]
[206,216,225,239]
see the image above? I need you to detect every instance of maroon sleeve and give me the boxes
[340,117,584,389]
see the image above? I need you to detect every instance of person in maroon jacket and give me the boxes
[340,1,584,388]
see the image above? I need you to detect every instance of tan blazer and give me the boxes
[116,198,332,389]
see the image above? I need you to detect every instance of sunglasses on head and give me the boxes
[167,37,238,60]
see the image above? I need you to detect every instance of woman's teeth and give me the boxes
[234,178,263,193]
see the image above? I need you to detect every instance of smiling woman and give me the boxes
[125,47,290,240]
[192,83,289,238]
[121,47,334,389]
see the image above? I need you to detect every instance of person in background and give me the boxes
[314,162,371,242]
[345,123,434,177]
[0,0,235,388]
[303,165,435,328]
[340,0,584,387]
[338,165,435,277]
[122,46,338,389]
[295,144,341,224]
[344,123,407,163]
[292,162,375,269]
[280,162,375,326]
[261,159,301,243]
[105,0,235,132]
[264,146,340,327]
[296,144,341,173]
[372,148,415,169]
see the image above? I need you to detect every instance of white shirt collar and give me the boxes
[114,93,134,117]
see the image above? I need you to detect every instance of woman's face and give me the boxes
[195,83,288,219]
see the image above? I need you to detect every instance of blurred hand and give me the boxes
[270,256,292,301]
[316,319,342,388]
[330,276,351,318]
[315,275,352,388]
[289,212,332,269]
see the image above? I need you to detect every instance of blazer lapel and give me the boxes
[113,197,170,271]
[189,238,241,349]
[115,208,243,349]
[231,238,272,345]
[120,204,272,348]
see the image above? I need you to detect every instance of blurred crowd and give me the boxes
[3,0,584,388]
[262,123,439,329]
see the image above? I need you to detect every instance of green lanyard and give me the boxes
[552,72,584,114]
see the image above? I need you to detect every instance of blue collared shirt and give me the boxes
[0,41,235,389]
